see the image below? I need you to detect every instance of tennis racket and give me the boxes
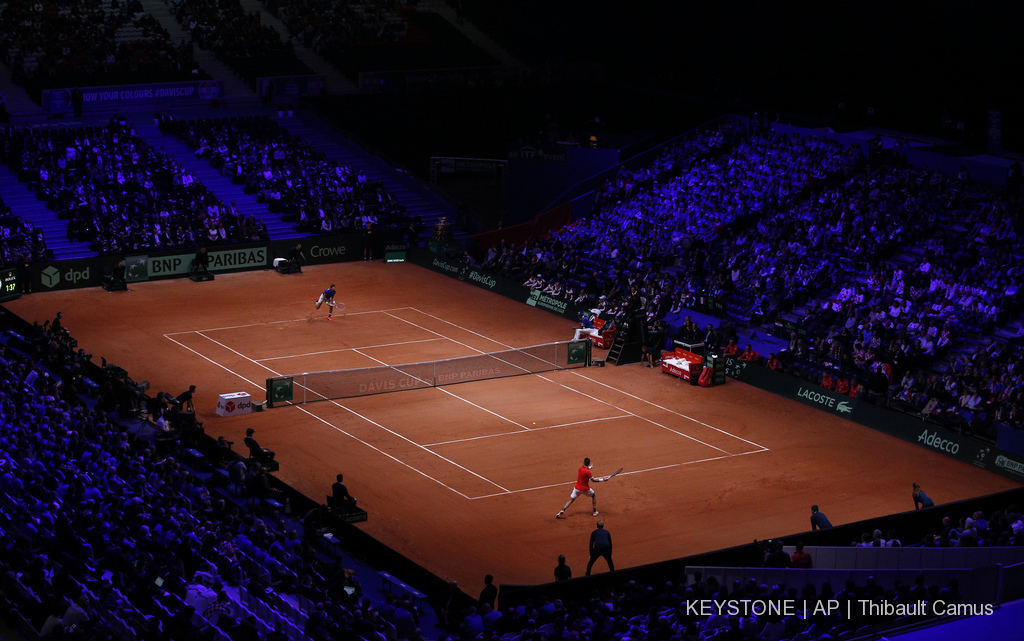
[603,467,624,481]
[329,301,346,312]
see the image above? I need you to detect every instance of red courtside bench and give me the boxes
[590,318,616,349]
[660,347,703,381]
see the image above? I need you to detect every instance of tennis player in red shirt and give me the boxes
[557,457,609,519]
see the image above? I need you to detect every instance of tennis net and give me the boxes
[266,339,591,406]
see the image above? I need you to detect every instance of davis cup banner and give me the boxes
[44,80,225,114]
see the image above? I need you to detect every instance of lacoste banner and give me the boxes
[792,384,858,417]
[724,357,1024,482]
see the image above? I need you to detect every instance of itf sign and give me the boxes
[217,392,252,417]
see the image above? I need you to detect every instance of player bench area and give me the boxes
[661,347,703,381]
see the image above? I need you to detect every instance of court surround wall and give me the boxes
[408,248,592,320]
[22,233,399,294]
[722,356,1024,484]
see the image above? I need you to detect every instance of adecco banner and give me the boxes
[724,357,1024,483]
[409,250,591,320]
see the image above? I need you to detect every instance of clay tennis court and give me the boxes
[6,262,1019,587]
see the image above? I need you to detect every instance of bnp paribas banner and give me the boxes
[125,255,149,283]
[127,246,268,280]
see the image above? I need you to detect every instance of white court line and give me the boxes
[567,369,770,453]
[192,333,510,493]
[383,310,503,360]
[310,398,511,493]
[164,307,415,336]
[164,327,505,496]
[408,307,516,349]
[351,348,435,388]
[423,414,632,447]
[163,335,265,388]
[166,307,767,499]
[405,307,767,453]
[404,307,554,375]
[434,387,530,431]
[296,405,473,500]
[354,350,530,432]
[257,337,445,362]
[469,455,733,499]
[535,373,732,455]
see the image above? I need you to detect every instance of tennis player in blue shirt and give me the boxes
[315,284,338,320]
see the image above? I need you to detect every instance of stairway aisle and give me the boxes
[237,0,359,95]
[0,166,94,261]
[137,0,257,102]
[127,115,302,241]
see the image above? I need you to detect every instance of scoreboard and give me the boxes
[0,267,20,303]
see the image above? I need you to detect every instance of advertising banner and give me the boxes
[723,357,1024,483]
[409,250,592,321]
[216,392,252,417]
[125,256,149,283]
[43,80,224,114]
[267,377,294,408]
[257,75,327,98]
[385,242,408,263]
[147,246,268,278]
[32,258,107,292]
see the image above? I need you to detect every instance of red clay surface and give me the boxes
[6,262,1019,589]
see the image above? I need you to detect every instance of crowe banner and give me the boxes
[723,357,1024,483]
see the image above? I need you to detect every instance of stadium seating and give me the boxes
[2,118,249,254]
[0,0,199,100]
[172,115,409,236]
[477,118,1024,442]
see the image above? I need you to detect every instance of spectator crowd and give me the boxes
[172,114,407,236]
[0,0,198,100]
[0,315,428,641]
[4,115,266,255]
[1,308,1020,641]
[171,0,312,86]
[471,117,1024,440]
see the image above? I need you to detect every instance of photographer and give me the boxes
[214,436,235,464]
[762,539,791,568]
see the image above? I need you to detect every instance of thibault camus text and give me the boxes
[679,599,995,619]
